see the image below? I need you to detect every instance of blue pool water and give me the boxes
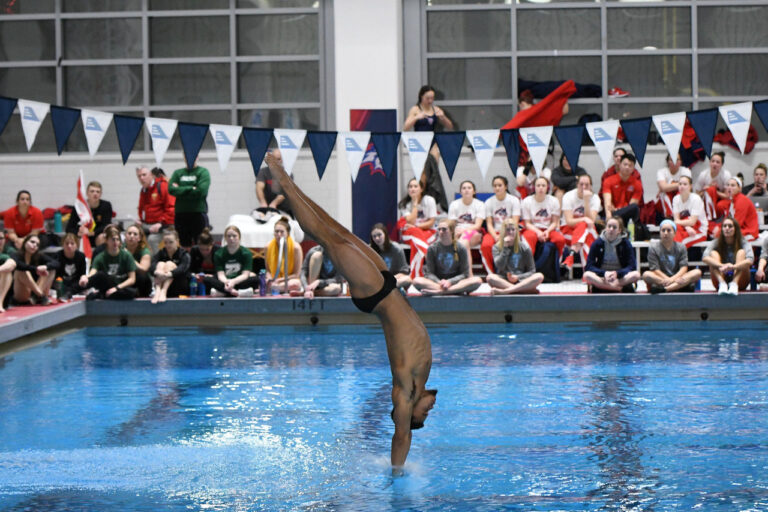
[0,322,767,511]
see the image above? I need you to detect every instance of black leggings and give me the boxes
[87,271,137,300]
[203,275,260,294]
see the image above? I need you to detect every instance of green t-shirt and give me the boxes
[214,246,253,279]
[92,248,137,284]
[132,246,151,263]
[0,253,8,265]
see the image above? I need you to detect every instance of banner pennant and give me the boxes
[209,124,242,172]
[754,100,768,135]
[0,96,17,138]
[307,131,337,180]
[718,102,752,155]
[401,131,434,182]
[339,131,370,183]
[620,118,651,167]
[274,128,307,174]
[242,127,273,177]
[51,105,82,155]
[519,125,552,176]
[114,114,144,165]
[685,109,718,159]
[17,99,50,151]
[81,109,114,158]
[554,125,585,170]
[434,132,465,180]
[586,120,620,169]
[371,132,401,179]
[652,112,687,161]
[178,122,209,169]
[145,117,178,166]
[466,129,499,180]
[500,129,521,176]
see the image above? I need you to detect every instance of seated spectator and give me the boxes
[743,163,768,197]
[561,174,601,266]
[412,219,482,296]
[656,153,691,218]
[11,234,58,305]
[3,190,45,250]
[550,154,587,203]
[370,222,411,290]
[516,156,551,199]
[301,245,343,299]
[583,217,640,293]
[124,223,153,297]
[150,229,191,303]
[66,180,113,247]
[137,166,175,254]
[448,180,485,251]
[79,226,137,300]
[702,216,754,296]
[189,228,217,293]
[397,178,436,278]
[480,175,521,275]
[714,177,759,241]
[486,220,544,295]
[521,176,566,259]
[265,216,303,295]
[206,225,259,298]
[0,229,17,257]
[55,233,87,301]
[255,148,293,217]
[599,147,641,206]
[754,235,768,290]
[642,220,701,293]
[0,247,17,312]
[602,153,642,228]
[672,175,708,247]
[694,151,731,221]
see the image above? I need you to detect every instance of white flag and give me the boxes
[466,129,500,180]
[17,99,50,151]
[586,120,620,170]
[719,102,753,155]
[401,131,433,182]
[209,124,242,172]
[652,112,687,162]
[80,109,113,157]
[339,131,371,183]
[145,117,178,166]
[274,128,307,174]
[519,126,553,176]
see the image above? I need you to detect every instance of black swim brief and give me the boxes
[351,270,397,314]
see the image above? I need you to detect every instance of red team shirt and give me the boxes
[602,174,643,209]
[2,205,45,237]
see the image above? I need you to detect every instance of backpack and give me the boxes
[534,241,560,283]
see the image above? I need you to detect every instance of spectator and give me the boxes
[54,233,87,301]
[168,159,211,247]
[516,157,552,199]
[0,245,17,313]
[521,176,566,259]
[370,222,411,290]
[486,220,544,295]
[719,177,759,241]
[480,175,521,275]
[0,229,16,257]
[123,223,153,297]
[743,163,768,197]
[561,174,601,266]
[11,233,58,305]
[412,219,482,296]
[137,166,175,254]
[3,190,44,250]
[403,85,454,163]
[656,153,692,218]
[189,227,217,284]
[66,180,113,247]
[702,216,753,296]
[79,225,136,301]
[265,216,303,295]
[602,153,642,227]
[255,148,292,217]
[448,180,485,250]
[672,175,708,248]
[206,225,259,297]
[754,236,768,290]
[301,245,343,299]
[150,229,191,304]
[694,151,731,221]
[583,217,641,293]
[550,154,587,202]
[642,220,701,293]
[599,147,641,205]
[398,178,437,279]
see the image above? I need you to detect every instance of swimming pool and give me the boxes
[0,322,767,511]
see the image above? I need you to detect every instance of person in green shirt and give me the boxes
[124,223,153,297]
[206,225,259,297]
[168,160,211,248]
[79,226,137,300]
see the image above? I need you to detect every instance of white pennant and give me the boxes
[466,129,500,180]
[586,120,620,170]
[274,128,307,174]
[401,131,434,182]
[719,102,753,155]
[209,124,242,172]
[339,131,370,183]
[80,109,113,158]
[652,112,687,162]
[519,126,553,176]
[145,117,178,166]
[17,99,50,151]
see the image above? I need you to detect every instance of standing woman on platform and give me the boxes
[403,85,454,135]
[398,178,437,278]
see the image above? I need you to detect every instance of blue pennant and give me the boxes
[435,132,466,180]
[619,118,651,167]
[0,96,17,138]
[554,125,585,170]
[178,122,209,169]
[114,114,145,165]
[307,131,337,180]
[752,101,768,139]
[51,105,81,155]
[243,127,273,177]
[686,108,718,159]
[500,129,521,175]
[370,132,401,179]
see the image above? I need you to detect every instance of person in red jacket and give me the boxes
[602,153,643,227]
[136,166,176,253]
[712,177,759,241]
[3,190,45,250]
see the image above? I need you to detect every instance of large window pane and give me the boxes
[427,11,511,53]
[608,102,692,122]
[151,17,230,58]
[0,68,56,103]
[63,0,141,11]
[434,104,512,132]
[237,14,318,56]
[64,19,142,60]
[65,66,143,107]
[428,58,511,100]
[152,64,231,105]
[518,56,600,86]
[239,62,319,104]
[149,110,232,151]
[607,7,690,50]
[698,6,768,48]
[608,55,691,97]
[150,0,228,9]
[559,103,603,128]
[699,55,768,97]
[239,108,320,132]
[0,20,55,61]
[1,0,55,13]
[517,9,599,51]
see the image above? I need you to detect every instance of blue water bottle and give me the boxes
[54,211,63,233]
[197,274,206,296]
[189,275,198,296]
[259,269,267,297]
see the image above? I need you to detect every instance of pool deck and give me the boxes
[3,279,768,350]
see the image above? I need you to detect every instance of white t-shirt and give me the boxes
[561,188,601,223]
[400,195,437,225]
[521,194,561,230]
[516,166,552,195]
[672,193,708,232]
[448,198,485,230]
[656,166,692,185]
[484,193,521,232]
[695,168,732,193]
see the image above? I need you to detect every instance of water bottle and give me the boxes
[54,211,63,233]
[259,269,267,297]
[189,275,198,296]
[627,219,635,241]
[55,277,64,300]
[197,274,206,296]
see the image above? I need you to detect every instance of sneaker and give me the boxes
[727,281,739,296]
[621,284,636,293]
[608,87,630,98]
[237,287,254,298]
[563,253,574,269]
[717,282,728,295]
[210,289,225,297]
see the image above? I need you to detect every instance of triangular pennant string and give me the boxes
[586,120,620,170]
[620,118,652,167]
[519,126,553,176]
[754,100,768,134]
[685,109,718,159]
[371,132,401,179]
[307,131,337,180]
[242,127,273,177]
[0,96,18,138]
[434,132,466,180]
[274,128,307,174]
[114,114,144,165]
[339,132,370,182]
[401,131,434,182]
[81,109,114,158]
[209,124,242,172]
[17,99,50,151]
[500,129,521,175]
[652,112,687,161]
[553,125,585,170]
[178,122,209,168]
[718,102,752,155]
[51,105,82,155]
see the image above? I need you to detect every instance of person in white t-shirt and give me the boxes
[448,180,485,251]
[561,174,601,267]
[397,178,437,278]
[672,175,708,247]
[656,153,692,218]
[480,175,521,274]
[516,158,552,199]
[695,151,731,220]
[521,176,565,258]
